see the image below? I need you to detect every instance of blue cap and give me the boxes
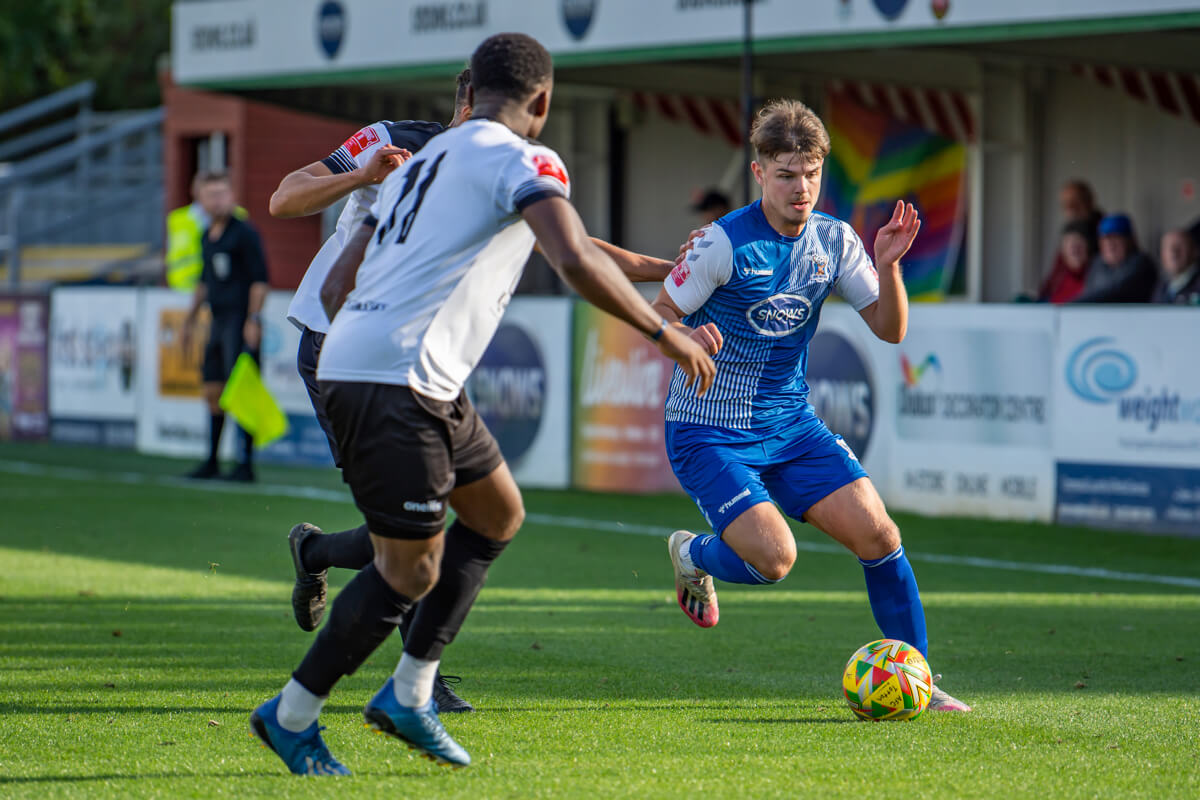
[1098,213,1133,237]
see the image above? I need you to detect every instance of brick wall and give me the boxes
[162,79,359,289]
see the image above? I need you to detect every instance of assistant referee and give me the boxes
[182,171,270,482]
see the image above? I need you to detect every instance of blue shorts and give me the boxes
[665,415,868,535]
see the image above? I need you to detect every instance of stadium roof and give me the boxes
[172,0,1200,90]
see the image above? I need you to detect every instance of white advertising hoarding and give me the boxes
[1054,307,1200,535]
[135,288,236,460]
[886,306,1055,521]
[173,0,1200,86]
[49,287,140,448]
[466,296,571,489]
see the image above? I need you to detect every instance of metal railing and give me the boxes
[0,82,163,288]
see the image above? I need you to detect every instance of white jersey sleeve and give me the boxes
[495,144,570,214]
[833,222,881,310]
[321,122,391,175]
[663,223,734,316]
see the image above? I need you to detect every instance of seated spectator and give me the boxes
[1072,213,1157,303]
[1059,179,1104,239]
[1152,229,1200,305]
[1037,220,1095,303]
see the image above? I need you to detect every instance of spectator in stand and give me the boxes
[1152,229,1200,305]
[1072,213,1157,303]
[692,188,732,225]
[1036,220,1095,303]
[1059,179,1104,239]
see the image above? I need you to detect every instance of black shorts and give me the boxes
[202,315,256,383]
[296,327,340,467]
[319,381,504,540]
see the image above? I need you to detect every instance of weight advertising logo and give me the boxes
[1066,337,1200,433]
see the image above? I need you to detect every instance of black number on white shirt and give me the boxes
[376,151,447,245]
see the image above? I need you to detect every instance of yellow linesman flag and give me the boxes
[218,353,289,448]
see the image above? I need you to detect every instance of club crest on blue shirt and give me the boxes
[746,293,813,337]
[811,257,830,281]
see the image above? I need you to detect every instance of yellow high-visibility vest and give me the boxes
[165,203,250,292]
[165,203,206,291]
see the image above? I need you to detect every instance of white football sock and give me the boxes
[392,653,439,707]
[678,536,700,575]
[276,678,326,732]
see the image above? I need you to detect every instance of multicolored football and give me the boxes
[842,638,933,721]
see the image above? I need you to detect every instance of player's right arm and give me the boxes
[268,124,411,218]
[648,224,732,355]
[523,196,715,396]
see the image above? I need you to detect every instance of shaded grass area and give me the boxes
[1,442,1198,798]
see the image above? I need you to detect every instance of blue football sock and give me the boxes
[860,545,928,657]
[688,534,777,585]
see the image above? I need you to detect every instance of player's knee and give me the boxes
[752,550,795,583]
[373,549,440,600]
[858,520,902,561]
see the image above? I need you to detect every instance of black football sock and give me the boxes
[403,520,509,662]
[301,524,373,572]
[208,413,225,464]
[292,562,411,696]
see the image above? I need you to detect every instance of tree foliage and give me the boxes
[0,0,173,112]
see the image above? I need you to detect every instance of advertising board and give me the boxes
[886,306,1055,521]
[48,288,139,448]
[1054,307,1200,534]
[0,294,49,441]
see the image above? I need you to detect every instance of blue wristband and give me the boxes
[650,319,667,341]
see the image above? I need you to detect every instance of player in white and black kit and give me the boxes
[268,70,478,713]
[249,33,715,776]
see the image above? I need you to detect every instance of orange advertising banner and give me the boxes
[571,302,681,493]
[157,308,209,398]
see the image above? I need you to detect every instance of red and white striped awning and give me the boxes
[827,79,977,143]
[1072,64,1200,126]
[631,81,977,147]
[631,91,744,148]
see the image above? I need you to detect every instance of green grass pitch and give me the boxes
[1,442,1198,798]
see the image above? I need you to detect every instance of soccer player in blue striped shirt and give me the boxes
[653,99,970,712]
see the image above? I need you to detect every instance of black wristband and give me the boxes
[649,318,667,341]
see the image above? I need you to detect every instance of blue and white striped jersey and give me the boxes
[663,200,879,433]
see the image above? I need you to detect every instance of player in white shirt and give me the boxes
[267,69,479,714]
[266,69,680,714]
[250,33,715,776]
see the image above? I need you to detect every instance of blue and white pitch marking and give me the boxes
[2,459,1198,591]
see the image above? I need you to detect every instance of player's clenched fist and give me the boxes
[655,325,716,397]
[688,322,723,356]
[361,145,412,184]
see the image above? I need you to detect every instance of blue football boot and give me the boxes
[250,694,350,776]
[362,677,471,767]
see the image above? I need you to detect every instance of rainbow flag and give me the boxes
[819,91,968,300]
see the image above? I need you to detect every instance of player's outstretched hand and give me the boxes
[675,226,710,265]
[656,325,716,397]
[689,322,723,356]
[362,145,412,184]
[873,200,921,267]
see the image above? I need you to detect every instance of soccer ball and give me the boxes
[842,638,932,721]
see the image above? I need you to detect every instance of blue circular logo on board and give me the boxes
[562,0,596,41]
[873,0,909,20]
[317,1,346,59]
[468,324,546,464]
[807,331,874,460]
